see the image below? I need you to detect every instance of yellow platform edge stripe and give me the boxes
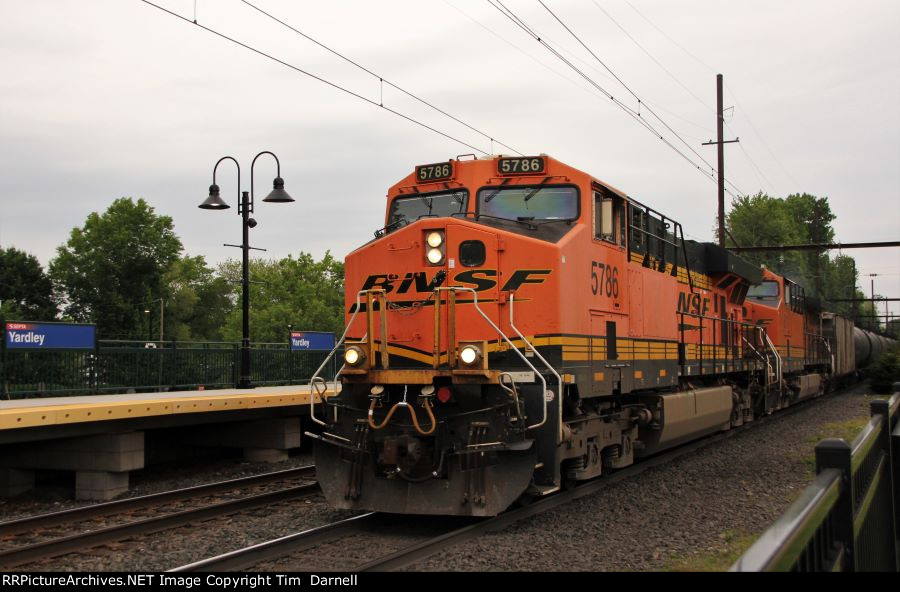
[0,389,338,431]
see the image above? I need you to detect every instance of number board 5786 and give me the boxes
[498,156,545,175]
[416,162,454,182]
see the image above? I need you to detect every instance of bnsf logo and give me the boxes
[677,291,710,316]
[361,269,552,294]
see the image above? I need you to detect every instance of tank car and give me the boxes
[854,327,892,367]
[306,154,877,516]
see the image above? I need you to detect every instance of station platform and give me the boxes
[0,384,337,500]
[0,384,335,434]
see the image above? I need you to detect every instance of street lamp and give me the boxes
[199,151,294,389]
[144,309,151,342]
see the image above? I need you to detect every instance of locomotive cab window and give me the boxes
[787,283,805,312]
[477,186,578,223]
[593,191,625,246]
[747,280,780,305]
[594,192,613,243]
[386,190,468,234]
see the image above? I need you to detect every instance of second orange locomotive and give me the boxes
[310,154,836,515]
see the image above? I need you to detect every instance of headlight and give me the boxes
[459,345,482,366]
[344,346,365,366]
[426,247,444,264]
[426,231,444,248]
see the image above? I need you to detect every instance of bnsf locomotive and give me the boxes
[307,154,892,516]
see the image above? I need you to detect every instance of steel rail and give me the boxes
[170,512,379,572]
[0,481,319,567]
[0,465,316,537]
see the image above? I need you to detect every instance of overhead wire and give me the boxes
[487,0,742,197]
[537,0,750,197]
[238,0,523,156]
[621,0,797,192]
[442,0,616,102]
[446,0,710,149]
[589,0,714,115]
[538,0,725,175]
[725,87,802,189]
[622,0,717,74]
[735,140,776,195]
[138,0,519,157]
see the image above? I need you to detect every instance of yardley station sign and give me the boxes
[290,331,335,351]
[4,322,96,350]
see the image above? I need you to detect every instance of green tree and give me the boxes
[820,254,859,318]
[163,255,233,341]
[783,193,835,295]
[887,318,900,339]
[219,251,344,343]
[725,192,804,273]
[49,198,182,339]
[0,247,57,321]
[726,192,849,297]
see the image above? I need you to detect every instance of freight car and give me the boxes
[854,326,893,368]
[307,154,893,516]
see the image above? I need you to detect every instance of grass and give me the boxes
[664,530,758,572]
[798,417,870,477]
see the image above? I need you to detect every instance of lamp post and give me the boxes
[144,309,151,342]
[199,151,294,389]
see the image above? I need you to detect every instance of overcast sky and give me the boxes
[1,0,898,317]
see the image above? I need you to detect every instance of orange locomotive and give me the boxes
[308,154,833,516]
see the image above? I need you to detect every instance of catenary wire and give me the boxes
[487,0,740,197]
[590,0,714,114]
[620,0,795,193]
[238,0,522,156]
[536,1,748,196]
[139,0,509,156]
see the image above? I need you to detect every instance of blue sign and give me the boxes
[5,322,96,350]
[290,331,335,351]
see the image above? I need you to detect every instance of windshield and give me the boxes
[478,186,578,222]
[387,191,468,230]
[747,280,780,302]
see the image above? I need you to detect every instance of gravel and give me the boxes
[20,497,359,572]
[0,450,315,523]
[406,385,878,572]
[3,449,363,572]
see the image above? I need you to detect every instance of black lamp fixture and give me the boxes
[263,176,294,204]
[198,151,294,388]
[199,184,230,210]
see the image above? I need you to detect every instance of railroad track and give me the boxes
[173,393,823,572]
[0,465,318,568]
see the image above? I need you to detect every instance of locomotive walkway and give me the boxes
[0,384,336,500]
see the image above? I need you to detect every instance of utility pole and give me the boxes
[703,74,739,247]
[870,273,879,330]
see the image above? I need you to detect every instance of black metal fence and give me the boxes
[732,393,899,571]
[0,340,338,399]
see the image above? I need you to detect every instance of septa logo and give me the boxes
[5,323,33,331]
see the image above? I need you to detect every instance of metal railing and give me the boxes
[677,310,770,372]
[731,393,899,571]
[0,340,335,399]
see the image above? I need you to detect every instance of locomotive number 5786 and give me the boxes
[591,261,619,298]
